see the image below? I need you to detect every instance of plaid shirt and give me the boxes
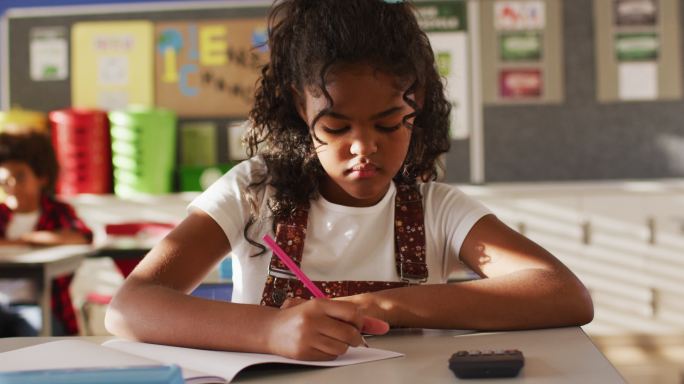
[0,195,93,241]
[0,195,92,335]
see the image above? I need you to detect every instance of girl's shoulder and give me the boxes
[190,156,273,221]
[201,156,271,202]
[418,181,470,199]
[418,181,488,212]
[223,156,269,185]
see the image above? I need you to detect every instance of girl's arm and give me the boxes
[105,210,382,360]
[340,214,594,330]
[0,238,29,246]
[21,230,90,245]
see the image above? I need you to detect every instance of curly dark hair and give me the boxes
[245,0,451,253]
[0,131,58,194]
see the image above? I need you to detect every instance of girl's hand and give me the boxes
[266,298,387,361]
[280,297,307,309]
[335,292,393,326]
[281,297,390,335]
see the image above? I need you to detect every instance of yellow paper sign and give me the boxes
[71,21,154,110]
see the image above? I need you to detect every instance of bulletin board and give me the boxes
[3,2,269,115]
[154,18,268,117]
[481,0,684,182]
[2,1,269,167]
[594,0,682,102]
[480,0,565,105]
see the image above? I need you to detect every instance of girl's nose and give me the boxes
[349,129,378,156]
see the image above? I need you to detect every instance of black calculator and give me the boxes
[448,349,524,379]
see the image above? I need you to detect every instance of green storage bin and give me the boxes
[108,107,177,197]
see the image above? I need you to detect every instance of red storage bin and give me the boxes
[49,109,112,195]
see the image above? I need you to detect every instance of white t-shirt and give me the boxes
[5,211,40,240]
[189,157,491,304]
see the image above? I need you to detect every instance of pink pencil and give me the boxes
[262,234,369,347]
[262,234,326,298]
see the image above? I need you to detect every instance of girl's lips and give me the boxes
[347,163,379,178]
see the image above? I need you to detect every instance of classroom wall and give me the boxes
[479,0,684,182]
[4,0,684,184]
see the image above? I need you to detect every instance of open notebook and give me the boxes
[0,339,403,383]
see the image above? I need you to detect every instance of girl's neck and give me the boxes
[319,177,391,207]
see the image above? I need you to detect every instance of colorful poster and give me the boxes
[155,19,269,117]
[500,32,542,61]
[429,32,470,139]
[494,1,546,31]
[30,27,68,81]
[499,69,542,98]
[614,0,658,26]
[615,32,659,61]
[71,21,154,110]
[618,62,658,100]
[415,1,467,32]
[415,0,470,138]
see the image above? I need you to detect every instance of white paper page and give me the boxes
[104,339,404,383]
[0,340,221,383]
[0,340,159,371]
[618,62,658,100]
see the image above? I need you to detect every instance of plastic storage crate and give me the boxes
[108,107,177,197]
[49,109,112,195]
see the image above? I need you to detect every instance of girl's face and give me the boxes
[0,161,45,213]
[297,64,415,207]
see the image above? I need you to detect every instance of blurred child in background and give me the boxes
[0,131,93,336]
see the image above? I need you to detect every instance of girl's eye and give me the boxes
[376,123,401,132]
[322,125,350,134]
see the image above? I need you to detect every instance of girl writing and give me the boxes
[106,0,593,361]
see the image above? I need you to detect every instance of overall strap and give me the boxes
[266,207,309,279]
[394,184,428,283]
[261,184,427,307]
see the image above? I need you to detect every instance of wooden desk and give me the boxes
[0,245,92,336]
[0,327,625,383]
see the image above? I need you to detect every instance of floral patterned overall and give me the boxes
[261,184,427,307]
